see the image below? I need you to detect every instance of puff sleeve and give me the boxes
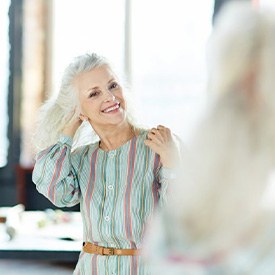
[32,136,81,207]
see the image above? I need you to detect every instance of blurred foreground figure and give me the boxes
[145,2,275,274]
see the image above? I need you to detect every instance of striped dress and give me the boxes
[32,130,169,275]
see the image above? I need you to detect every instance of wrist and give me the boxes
[62,130,75,138]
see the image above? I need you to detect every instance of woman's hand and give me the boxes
[144,125,181,168]
[62,111,83,138]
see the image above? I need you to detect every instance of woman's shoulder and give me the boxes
[136,128,149,140]
[72,141,99,156]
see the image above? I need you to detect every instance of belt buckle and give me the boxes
[104,247,114,255]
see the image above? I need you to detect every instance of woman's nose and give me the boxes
[104,91,115,102]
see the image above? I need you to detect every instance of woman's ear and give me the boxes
[79,113,88,121]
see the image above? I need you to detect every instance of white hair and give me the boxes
[168,1,275,257]
[33,53,137,152]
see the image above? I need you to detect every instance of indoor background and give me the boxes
[0,0,271,273]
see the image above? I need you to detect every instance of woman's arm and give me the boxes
[32,136,81,207]
[144,125,181,168]
[145,125,182,206]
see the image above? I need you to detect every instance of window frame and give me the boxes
[0,0,23,195]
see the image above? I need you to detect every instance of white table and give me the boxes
[0,210,83,262]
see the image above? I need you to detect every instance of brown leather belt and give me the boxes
[83,242,141,256]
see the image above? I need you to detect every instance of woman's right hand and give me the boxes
[62,112,82,138]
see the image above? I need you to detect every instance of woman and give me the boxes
[146,2,275,275]
[32,53,179,274]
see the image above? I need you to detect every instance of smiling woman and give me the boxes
[32,53,181,274]
[32,54,136,152]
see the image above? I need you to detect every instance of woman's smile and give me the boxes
[101,102,120,113]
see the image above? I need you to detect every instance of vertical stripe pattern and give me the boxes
[32,131,168,275]
[124,136,137,249]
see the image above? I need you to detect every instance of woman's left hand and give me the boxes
[144,125,180,168]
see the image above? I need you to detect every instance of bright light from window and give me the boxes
[132,0,214,142]
[51,0,214,144]
[260,0,275,9]
[51,0,125,96]
[0,0,11,167]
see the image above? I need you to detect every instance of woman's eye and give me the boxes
[109,82,118,90]
[89,91,100,98]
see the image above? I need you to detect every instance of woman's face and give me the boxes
[74,65,127,130]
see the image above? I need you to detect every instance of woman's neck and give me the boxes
[96,123,137,151]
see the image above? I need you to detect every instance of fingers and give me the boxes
[144,138,160,155]
[62,110,83,137]
[147,125,171,142]
[147,129,162,145]
[145,125,179,168]
[146,125,182,168]
[145,125,172,155]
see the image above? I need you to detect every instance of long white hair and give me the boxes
[169,1,275,257]
[33,53,136,152]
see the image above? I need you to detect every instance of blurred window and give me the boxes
[51,0,213,142]
[51,0,125,95]
[260,0,275,9]
[0,0,11,168]
[132,0,213,141]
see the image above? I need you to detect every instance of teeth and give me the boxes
[103,104,119,113]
